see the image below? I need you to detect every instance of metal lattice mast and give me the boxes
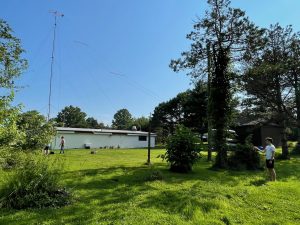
[47,10,64,121]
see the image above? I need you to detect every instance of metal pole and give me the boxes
[48,11,63,121]
[147,113,152,165]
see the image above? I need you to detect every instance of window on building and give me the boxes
[138,136,147,141]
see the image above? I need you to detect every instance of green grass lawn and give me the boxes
[0,148,300,225]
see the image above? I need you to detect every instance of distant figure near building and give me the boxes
[254,137,276,181]
[44,145,50,155]
[60,136,65,154]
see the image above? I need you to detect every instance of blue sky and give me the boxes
[2,0,300,125]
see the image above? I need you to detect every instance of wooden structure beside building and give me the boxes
[235,120,282,147]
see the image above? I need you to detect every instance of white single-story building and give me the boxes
[51,127,156,149]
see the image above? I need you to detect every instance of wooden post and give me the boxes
[147,113,152,165]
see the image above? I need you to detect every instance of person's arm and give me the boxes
[253,146,265,153]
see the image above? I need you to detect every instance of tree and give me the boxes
[132,116,150,131]
[170,0,264,168]
[86,117,105,129]
[152,83,208,143]
[112,109,133,130]
[55,105,87,128]
[0,19,27,148]
[242,24,294,159]
[0,95,24,148]
[0,19,27,90]
[287,33,300,152]
[17,110,55,150]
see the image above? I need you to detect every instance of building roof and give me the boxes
[238,119,281,127]
[55,127,156,136]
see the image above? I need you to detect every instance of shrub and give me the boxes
[228,143,261,170]
[161,125,201,173]
[0,96,25,148]
[291,143,300,155]
[17,111,55,150]
[0,148,23,169]
[0,153,71,209]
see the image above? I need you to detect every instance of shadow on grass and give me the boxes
[136,181,229,223]
[275,156,300,181]
[249,179,267,186]
[1,156,299,224]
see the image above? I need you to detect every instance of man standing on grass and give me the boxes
[254,137,276,181]
[60,136,65,154]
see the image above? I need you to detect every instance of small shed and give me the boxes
[235,120,282,147]
[51,127,156,149]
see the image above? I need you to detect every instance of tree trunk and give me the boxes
[275,75,289,159]
[207,43,213,161]
[294,73,300,152]
[212,46,230,168]
[207,121,213,161]
[280,114,289,159]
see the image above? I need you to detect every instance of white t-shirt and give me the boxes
[265,144,275,160]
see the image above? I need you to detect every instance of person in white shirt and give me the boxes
[254,137,276,181]
[60,136,65,154]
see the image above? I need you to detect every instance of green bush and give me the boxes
[0,148,24,169]
[228,143,261,170]
[17,110,55,150]
[291,143,300,155]
[0,96,25,148]
[161,125,201,173]
[0,153,71,209]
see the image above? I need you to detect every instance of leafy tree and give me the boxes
[287,33,300,152]
[0,94,24,148]
[170,0,264,168]
[17,110,55,150]
[0,19,27,148]
[86,117,98,128]
[112,109,133,130]
[152,83,207,142]
[0,19,28,90]
[55,105,88,128]
[132,116,150,131]
[235,106,271,125]
[242,24,294,159]
[152,93,188,135]
[182,82,208,131]
[86,117,105,129]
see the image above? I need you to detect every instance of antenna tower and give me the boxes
[47,10,64,121]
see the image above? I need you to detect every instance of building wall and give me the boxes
[51,132,155,149]
[261,126,282,147]
[236,125,282,147]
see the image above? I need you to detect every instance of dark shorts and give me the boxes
[266,159,274,169]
